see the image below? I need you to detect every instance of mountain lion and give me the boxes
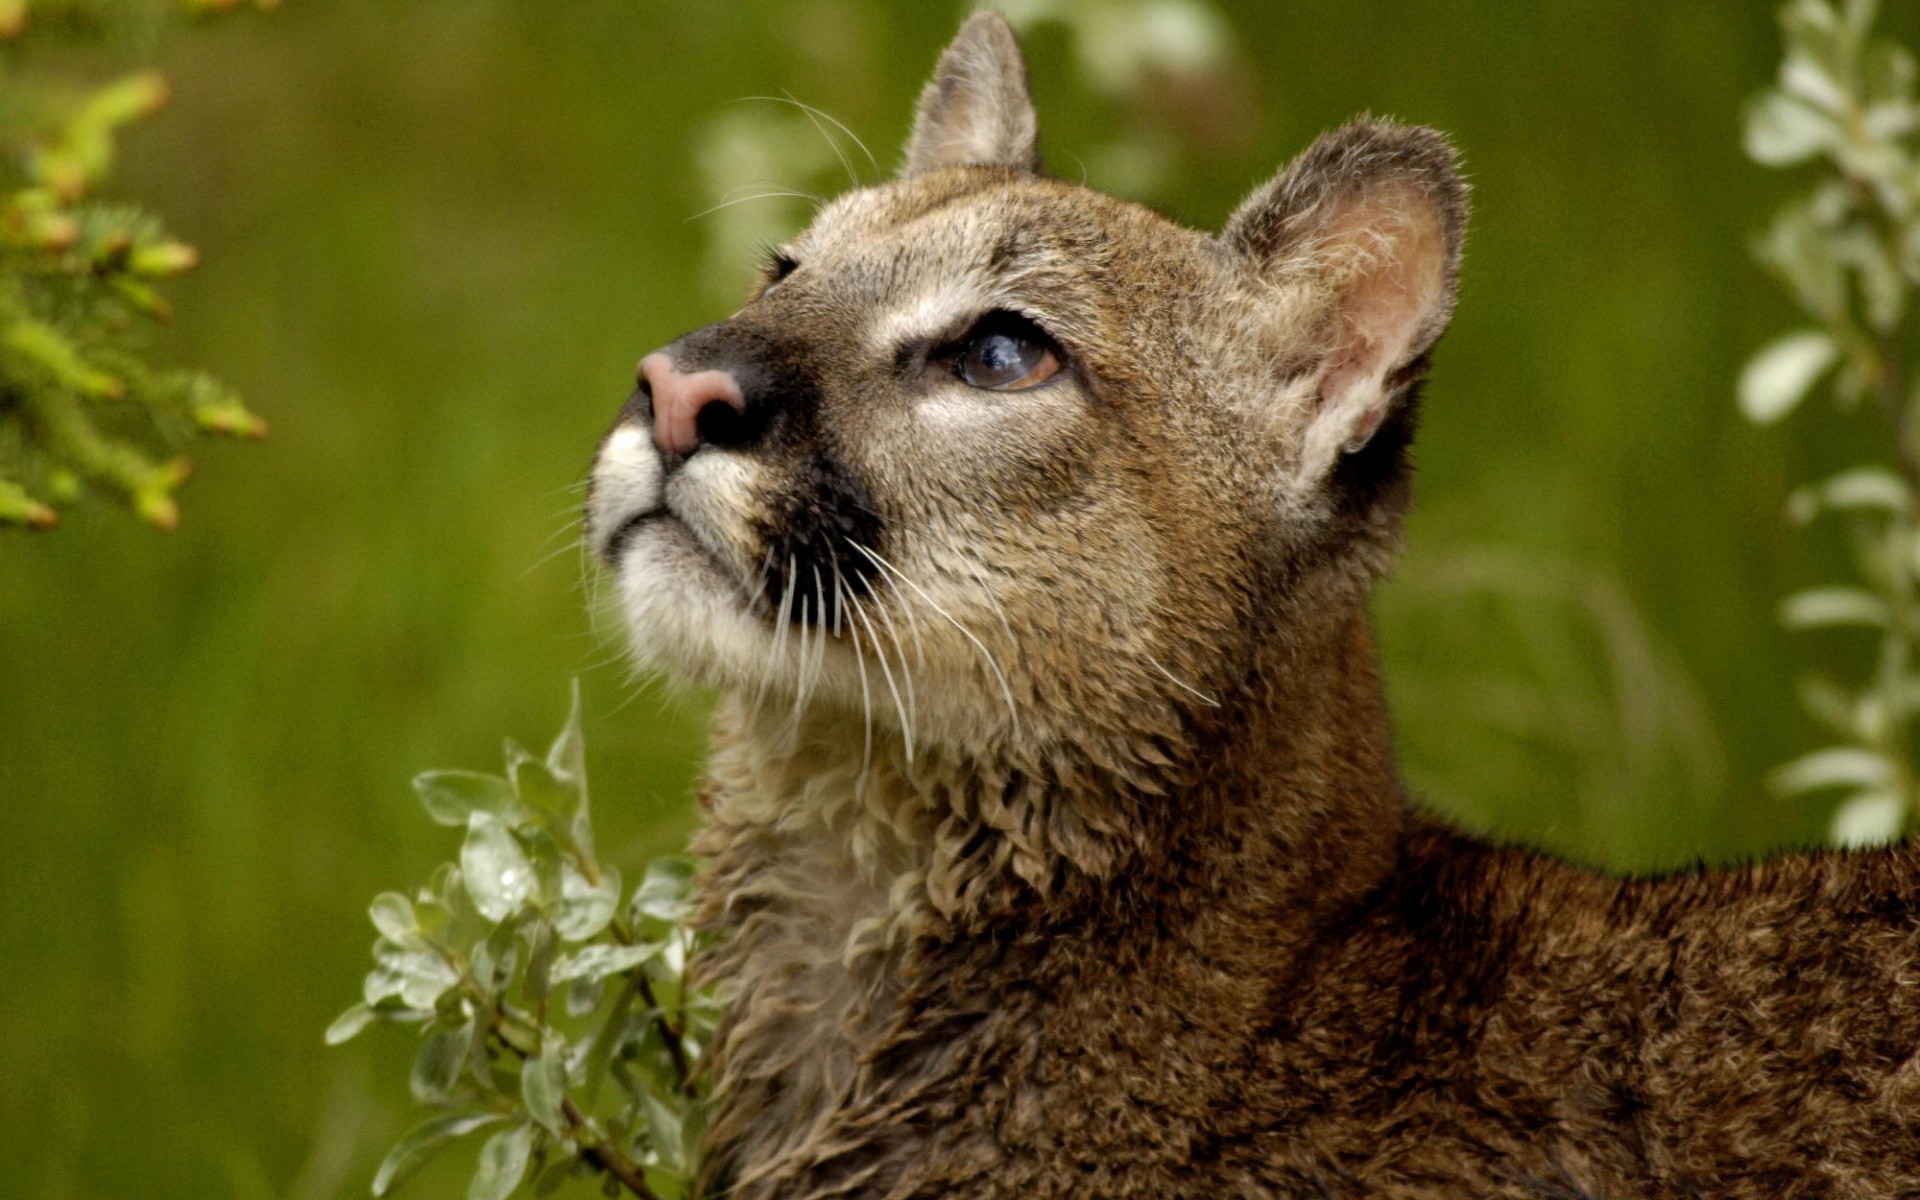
[588,12,1920,1198]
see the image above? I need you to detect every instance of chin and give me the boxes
[611,517,784,693]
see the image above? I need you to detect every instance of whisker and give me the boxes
[837,567,875,787]
[848,590,912,764]
[868,592,918,734]
[685,189,822,223]
[1144,652,1221,708]
[754,91,880,180]
[850,541,1019,736]
[780,90,858,189]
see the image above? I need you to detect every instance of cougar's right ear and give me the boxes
[902,11,1042,176]
[1221,120,1467,485]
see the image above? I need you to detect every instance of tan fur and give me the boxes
[586,13,1920,1197]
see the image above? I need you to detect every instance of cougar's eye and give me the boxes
[954,313,1063,391]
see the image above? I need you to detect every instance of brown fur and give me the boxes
[586,13,1920,1197]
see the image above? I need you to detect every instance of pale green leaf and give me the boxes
[1745,91,1840,166]
[1814,467,1910,516]
[461,813,536,922]
[511,757,582,827]
[549,942,666,986]
[1830,789,1908,848]
[555,863,620,942]
[369,892,418,944]
[521,1035,569,1134]
[545,677,587,788]
[1739,330,1838,423]
[324,1002,375,1046]
[1779,586,1891,629]
[410,1019,475,1104]
[631,857,696,924]
[1772,746,1898,796]
[414,771,517,828]
[640,1090,687,1176]
[371,1113,505,1197]
[468,1123,536,1200]
[374,943,460,1009]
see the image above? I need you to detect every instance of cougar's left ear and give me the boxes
[1222,119,1466,483]
[903,11,1041,176]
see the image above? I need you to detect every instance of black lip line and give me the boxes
[600,506,665,563]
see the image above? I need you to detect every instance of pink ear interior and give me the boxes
[1315,183,1450,415]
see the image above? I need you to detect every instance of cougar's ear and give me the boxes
[902,11,1041,176]
[1221,119,1466,483]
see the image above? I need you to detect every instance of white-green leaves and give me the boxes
[470,1123,536,1200]
[334,686,716,1199]
[1779,586,1891,629]
[1745,91,1840,166]
[1739,330,1838,423]
[372,1113,507,1197]
[461,813,538,923]
[1771,745,1899,795]
[1749,0,1920,849]
[1831,789,1908,846]
[414,772,518,828]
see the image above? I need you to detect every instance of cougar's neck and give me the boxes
[696,597,1407,944]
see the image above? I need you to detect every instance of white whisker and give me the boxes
[849,592,913,763]
[1145,652,1220,708]
[851,541,1019,736]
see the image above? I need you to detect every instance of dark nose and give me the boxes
[638,353,750,459]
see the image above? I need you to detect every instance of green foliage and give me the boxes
[333,685,716,1200]
[0,0,269,532]
[1743,0,1920,845]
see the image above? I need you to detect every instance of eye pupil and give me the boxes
[954,316,1062,391]
[980,334,1022,374]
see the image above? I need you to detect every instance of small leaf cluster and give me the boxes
[0,0,271,533]
[1741,0,1920,845]
[331,686,716,1200]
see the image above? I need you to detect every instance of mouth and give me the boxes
[599,505,666,563]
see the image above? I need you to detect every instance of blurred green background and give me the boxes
[7,0,1919,1195]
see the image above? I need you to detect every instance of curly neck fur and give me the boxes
[692,589,1405,1197]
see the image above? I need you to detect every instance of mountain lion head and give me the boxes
[588,12,1465,778]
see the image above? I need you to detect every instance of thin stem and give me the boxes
[558,847,698,1096]
[562,1097,662,1200]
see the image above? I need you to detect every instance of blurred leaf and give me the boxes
[1803,467,1911,520]
[376,942,461,1009]
[372,1113,506,1197]
[1739,329,1838,423]
[556,862,620,941]
[1745,90,1839,165]
[550,942,666,986]
[640,1090,687,1177]
[324,1002,375,1046]
[1830,789,1908,847]
[370,892,419,944]
[523,918,557,1005]
[565,973,607,1019]
[415,771,518,828]
[1779,586,1892,628]
[470,1123,536,1200]
[521,1034,569,1134]
[631,858,695,924]
[1796,675,1859,736]
[512,756,583,829]
[546,677,587,786]
[1771,745,1898,795]
[410,1019,475,1104]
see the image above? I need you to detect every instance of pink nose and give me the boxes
[639,353,747,459]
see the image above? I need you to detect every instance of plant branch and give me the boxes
[563,1097,662,1200]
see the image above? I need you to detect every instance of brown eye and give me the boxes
[955,315,1063,391]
